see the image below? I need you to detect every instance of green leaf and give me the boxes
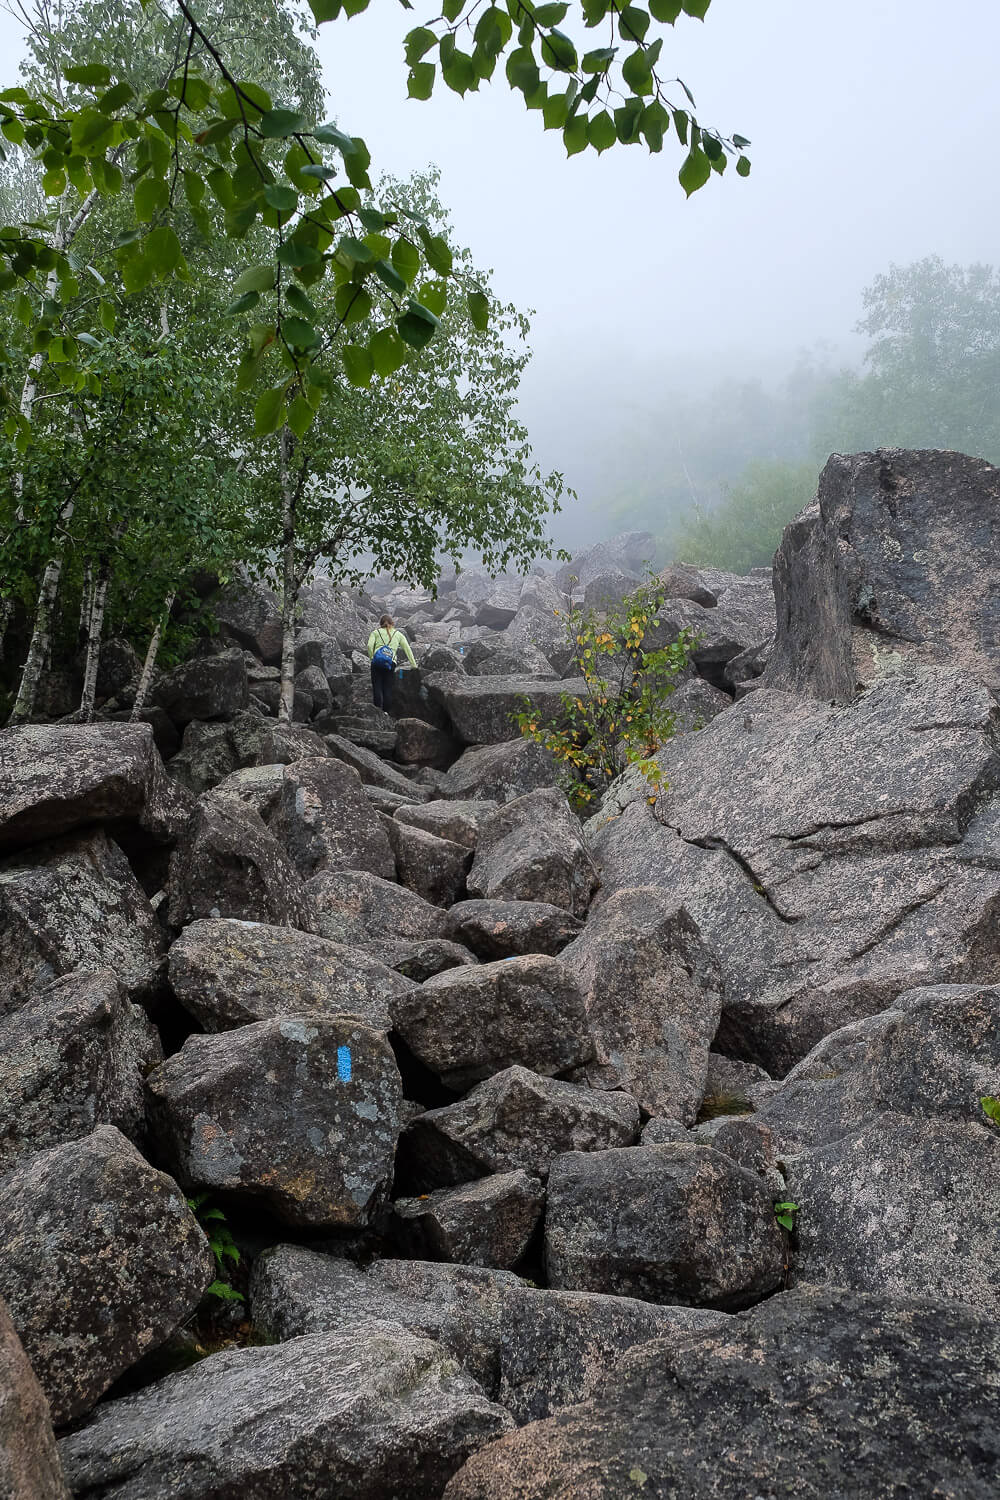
[441,0,463,18]
[618,5,650,38]
[264,184,298,213]
[334,283,373,324]
[405,25,437,63]
[534,0,568,20]
[420,232,452,277]
[542,91,570,130]
[468,289,489,331]
[648,0,682,17]
[563,112,588,157]
[286,284,317,317]
[981,1096,1000,1124]
[621,47,652,95]
[287,393,315,438]
[588,110,616,152]
[506,48,539,94]
[678,144,710,195]
[614,98,644,143]
[343,342,374,386]
[226,290,260,316]
[682,0,711,15]
[407,61,436,100]
[134,175,168,223]
[259,108,308,138]
[277,240,323,267]
[254,385,286,435]
[42,168,66,197]
[145,225,182,274]
[206,1280,245,1303]
[98,300,116,332]
[397,300,438,349]
[581,46,616,72]
[736,155,751,177]
[370,326,406,376]
[441,48,477,95]
[308,0,342,18]
[418,279,448,316]
[374,258,407,295]
[64,63,112,86]
[283,315,320,348]
[540,29,577,70]
[98,79,134,113]
[233,263,276,295]
[337,236,374,266]
[391,238,421,285]
[641,100,669,151]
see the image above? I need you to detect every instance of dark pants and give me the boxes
[371,662,394,711]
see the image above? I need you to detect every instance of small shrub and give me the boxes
[187,1193,244,1304]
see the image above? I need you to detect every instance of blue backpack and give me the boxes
[372,630,395,669]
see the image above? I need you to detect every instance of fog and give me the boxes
[3,0,998,550]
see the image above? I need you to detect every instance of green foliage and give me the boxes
[981,1096,1000,1126]
[774,1200,799,1232]
[514,576,695,811]
[186,1193,244,1304]
[665,459,815,573]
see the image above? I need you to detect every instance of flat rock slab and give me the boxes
[449,900,584,959]
[325,733,432,799]
[0,830,165,1015]
[167,917,411,1032]
[0,1294,69,1499]
[444,1286,1000,1500]
[146,1017,402,1228]
[167,791,311,930]
[394,800,498,849]
[0,721,192,856]
[0,969,160,1173]
[59,1324,512,1500]
[468,788,599,917]
[425,674,590,746]
[394,956,593,1090]
[305,868,455,944]
[270,757,395,880]
[0,1126,212,1426]
[397,1066,640,1190]
[545,1144,784,1309]
[393,1171,544,1269]
[442,741,560,803]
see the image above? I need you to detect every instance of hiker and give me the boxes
[367,613,417,711]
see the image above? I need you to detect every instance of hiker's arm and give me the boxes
[399,633,418,669]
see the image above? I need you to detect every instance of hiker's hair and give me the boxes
[379,614,394,630]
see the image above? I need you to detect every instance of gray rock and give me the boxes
[688,1114,778,1180]
[468,644,557,679]
[325,732,430,798]
[765,447,1000,700]
[213,577,283,663]
[640,1116,690,1144]
[657,561,718,607]
[555,532,653,593]
[0,970,160,1173]
[468,788,598,917]
[581,569,641,611]
[0,721,192,856]
[167,917,411,1032]
[295,663,331,717]
[444,1286,1000,1500]
[0,830,165,1015]
[669,675,732,732]
[164,713,258,795]
[442,740,561,803]
[305,867,455,944]
[560,889,722,1122]
[702,1052,774,1116]
[503,606,574,673]
[318,715,397,755]
[588,667,1000,1074]
[394,799,497,849]
[271,757,396,880]
[394,716,458,767]
[474,580,522,631]
[146,1017,402,1228]
[449,899,584,959]
[545,1144,784,1308]
[155,649,249,728]
[0,1126,212,1425]
[59,1323,512,1500]
[425,673,589,746]
[166,791,310,930]
[210,762,286,821]
[386,818,472,907]
[371,938,477,982]
[252,720,330,765]
[294,628,353,697]
[394,1171,544,1269]
[397,1066,640,1190]
[0,1294,69,1499]
[394,956,593,1090]
[298,580,374,655]
[517,574,567,615]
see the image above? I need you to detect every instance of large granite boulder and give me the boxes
[545,1144,784,1308]
[394,716,458,767]
[588,667,1000,1074]
[298,580,374,655]
[0,721,191,855]
[213,576,283,663]
[444,1286,1000,1499]
[385,818,472,907]
[467,644,557,679]
[503,606,573,672]
[468,788,598,917]
[0,969,160,1172]
[394,800,497,849]
[393,1171,545,1270]
[555,531,654,593]
[155,649,249,728]
[765,448,1000,700]
[294,627,353,697]
[449,900,583,959]
[560,889,722,1122]
[167,917,411,1031]
[0,1126,212,1425]
[166,791,311,930]
[305,868,455,944]
[326,732,430,798]
[425,674,588,746]
[146,1017,402,1228]
[0,830,165,1015]
[59,1324,512,1500]
[396,1066,640,1190]
[394,957,593,1090]
[271,757,395,880]
[442,741,561,803]
[0,1294,69,1499]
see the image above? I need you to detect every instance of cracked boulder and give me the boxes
[393,1171,545,1270]
[0,830,165,1015]
[167,917,412,1032]
[0,1294,69,1500]
[146,1017,402,1228]
[588,667,1000,1073]
[0,969,160,1173]
[425,674,589,747]
[394,956,593,1090]
[394,800,497,849]
[441,740,561,803]
[59,1323,512,1500]
[306,867,456,944]
[167,790,310,929]
[385,818,473,907]
[545,1143,784,1308]
[468,788,599,917]
[271,757,396,880]
[444,1286,1000,1500]
[449,899,584,959]
[155,649,249,728]
[0,1126,213,1426]
[326,732,430,799]
[560,889,723,1122]
[396,1067,640,1190]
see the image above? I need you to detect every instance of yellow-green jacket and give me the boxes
[367,626,417,669]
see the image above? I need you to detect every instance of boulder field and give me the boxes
[0,451,998,1497]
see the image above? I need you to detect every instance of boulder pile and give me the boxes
[0,458,998,1497]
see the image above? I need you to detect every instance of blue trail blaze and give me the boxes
[337,1046,352,1082]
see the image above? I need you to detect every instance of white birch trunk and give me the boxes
[278,427,298,724]
[131,591,174,720]
[8,503,74,726]
[78,562,111,721]
[77,561,94,651]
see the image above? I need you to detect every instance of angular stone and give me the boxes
[425,674,589,747]
[641,1116,690,1144]
[0,721,192,856]
[394,799,496,849]
[0,831,165,1015]
[394,716,460,767]
[0,1126,212,1425]
[442,740,560,803]
[370,938,477,982]
[657,561,718,607]
[167,917,411,1032]
[271,757,395,880]
[0,1294,69,1500]
[394,1171,544,1269]
[295,663,331,717]
[701,1052,774,1116]
[298,580,375,655]
[468,644,557,679]
[294,627,352,697]
[555,532,653,593]
[545,1144,784,1308]
[670,675,733,732]
[305,867,455,945]
[213,577,283,663]
[155,649,248,727]
[325,732,429,798]
[474,580,522,631]
[252,721,329,766]
[146,1017,402,1228]
[0,970,160,1173]
[386,818,472,907]
[468,788,598,917]
[166,791,310,930]
[448,899,584,959]
[59,1324,512,1500]
[211,762,286,821]
[560,889,723,1122]
[397,1066,640,1190]
[394,956,593,1089]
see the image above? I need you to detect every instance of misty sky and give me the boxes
[2,0,997,537]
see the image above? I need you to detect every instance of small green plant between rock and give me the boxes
[187,1193,245,1304]
[514,576,697,813]
[774,1201,800,1232]
[981,1096,1000,1125]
